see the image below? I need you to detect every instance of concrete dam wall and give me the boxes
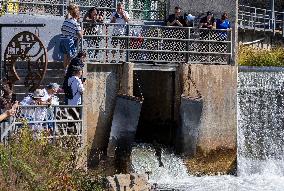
[84,63,237,165]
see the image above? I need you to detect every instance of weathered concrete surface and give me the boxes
[182,64,237,152]
[84,63,137,167]
[120,63,134,95]
[84,64,122,165]
[0,14,65,62]
[105,173,150,191]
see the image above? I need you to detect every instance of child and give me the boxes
[60,4,84,69]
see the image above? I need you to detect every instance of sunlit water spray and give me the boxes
[130,70,284,190]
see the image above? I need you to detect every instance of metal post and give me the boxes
[254,7,256,30]
[53,106,57,143]
[270,0,275,34]
[126,24,129,62]
[264,9,267,31]
[186,27,190,63]
[282,10,284,38]
[0,26,2,82]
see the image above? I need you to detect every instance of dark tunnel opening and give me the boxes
[133,70,177,146]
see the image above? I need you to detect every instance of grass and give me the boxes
[238,46,284,67]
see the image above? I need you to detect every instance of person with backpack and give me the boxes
[66,66,84,105]
[63,52,86,104]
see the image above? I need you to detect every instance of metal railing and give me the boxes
[238,4,284,33]
[0,0,166,21]
[82,23,232,64]
[0,105,83,143]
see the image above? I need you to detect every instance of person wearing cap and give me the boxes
[67,66,84,105]
[20,89,48,130]
[199,11,216,29]
[42,83,61,105]
[167,6,186,27]
[20,89,46,106]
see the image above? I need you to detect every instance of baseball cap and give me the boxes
[32,89,45,99]
[47,83,60,90]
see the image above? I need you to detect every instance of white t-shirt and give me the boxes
[111,11,129,35]
[42,89,59,105]
[20,95,47,129]
[67,76,84,105]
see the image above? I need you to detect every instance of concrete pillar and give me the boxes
[184,64,237,153]
[120,62,134,96]
[83,64,122,166]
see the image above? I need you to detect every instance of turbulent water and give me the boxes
[131,71,284,190]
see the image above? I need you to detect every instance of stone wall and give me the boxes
[105,173,150,191]
[181,64,237,152]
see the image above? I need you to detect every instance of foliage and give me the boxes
[238,46,284,66]
[0,122,103,191]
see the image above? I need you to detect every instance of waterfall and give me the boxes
[131,144,190,184]
[238,71,284,176]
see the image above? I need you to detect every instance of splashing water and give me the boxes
[130,70,284,190]
[131,144,190,184]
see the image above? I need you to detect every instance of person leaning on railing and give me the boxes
[110,2,129,62]
[0,101,18,122]
[199,11,216,40]
[83,7,104,35]
[20,89,48,130]
[216,12,231,41]
[166,6,186,27]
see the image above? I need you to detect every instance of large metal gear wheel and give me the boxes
[4,31,48,92]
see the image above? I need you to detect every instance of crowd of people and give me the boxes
[0,3,231,124]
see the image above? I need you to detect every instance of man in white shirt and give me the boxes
[67,66,84,105]
[110,3,129,62]
[20,89,47,130]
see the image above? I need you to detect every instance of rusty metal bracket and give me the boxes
[4,31,48,92]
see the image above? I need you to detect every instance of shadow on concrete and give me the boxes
[47,34,63,62]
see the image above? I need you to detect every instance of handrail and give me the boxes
[1,105,84,143]
[81,23,232,64]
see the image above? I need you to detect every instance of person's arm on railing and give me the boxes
[122,11,129,23]
[175,20,183,27]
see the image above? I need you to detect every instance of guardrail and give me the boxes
[0,105,83,144]
[238,4,284,33]
[0,0,166,21]
[82,23,233,64]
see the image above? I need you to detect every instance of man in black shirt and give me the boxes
[199,11,216,29]
[167,6,186,27]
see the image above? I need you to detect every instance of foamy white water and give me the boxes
[131,70,284,190]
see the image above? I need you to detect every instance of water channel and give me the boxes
[131,69,284,190]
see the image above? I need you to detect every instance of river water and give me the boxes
[131,71,284,190]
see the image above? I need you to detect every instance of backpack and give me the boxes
[63,78,76,100]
